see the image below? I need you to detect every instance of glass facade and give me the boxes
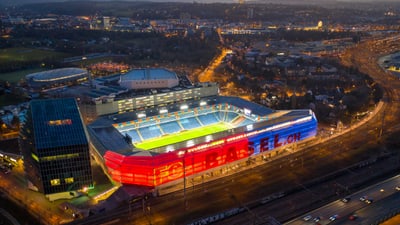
[19,98,92,195]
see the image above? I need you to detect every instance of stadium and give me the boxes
[26,67,88,90]
[88,94,318,189]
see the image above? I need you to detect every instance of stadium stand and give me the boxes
[237,117,255,126]
[159,121,182,134]
[179,117,201,130]
[159,117,177,124]
[179,111,196,119]
[197,113,219,125]
[224,112,239,122]
[115,104,264,146]
[137,120,157,128]
[127,130,142,143]
[139,126,162,139]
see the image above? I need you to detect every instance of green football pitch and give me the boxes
[135,122,231,150]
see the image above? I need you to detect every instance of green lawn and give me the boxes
[0,68,47,83]
[0,48,70,84]
[135,122,231,150]
[0,47,69,63]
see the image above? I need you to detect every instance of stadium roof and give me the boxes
[217,96,274,117]
[26,68,88,82]
[30,98,88,149]
[90,125,133,155]
[121,68,178,81]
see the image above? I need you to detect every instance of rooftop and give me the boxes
[26,68,87,82]
[121,68,178,81]
[30,98,88,149]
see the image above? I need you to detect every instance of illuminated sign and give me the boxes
[248,132,301,154]
[48,119,72,126]
[226,116,312,143]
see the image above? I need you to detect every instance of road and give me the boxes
[286,175,400,225]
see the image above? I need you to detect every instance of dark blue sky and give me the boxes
[1,0,398,7]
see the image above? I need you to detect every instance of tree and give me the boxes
[11,115,20,130]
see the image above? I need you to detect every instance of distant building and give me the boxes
[247,8,254,19]
[119,68,179,90]
[26,67,89,91]
[19,98,92,201]
[103,16,111,30]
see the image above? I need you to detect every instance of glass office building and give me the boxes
[20,98,92,196]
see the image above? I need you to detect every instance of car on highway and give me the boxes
[303,215,312,221]
[329,215,339,221]
[365,199,373,204]
[341,197,351,203]
[359,196,367,201]
[395,186,400,191]
[313,217,320,222]
[349,214,358,221]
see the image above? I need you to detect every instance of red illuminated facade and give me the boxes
[104,137,249,187]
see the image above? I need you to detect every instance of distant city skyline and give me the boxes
[1,0,400,6]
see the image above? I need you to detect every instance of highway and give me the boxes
[286,175,400,225]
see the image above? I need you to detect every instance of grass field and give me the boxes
[0,68,47,83]
[0,47,70,84]
[0,48,69,63]
[135,122,231,150]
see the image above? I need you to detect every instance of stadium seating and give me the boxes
[159,117,177,124]
[139,126,162,139]
[117,104,260,142]
[237,118,255,126]
[197,113,219,125]
[224,112,239,123]
[160,121,182,134]
[179,112,195,119]
[127,130,142,143]
[179,117,201,130]
[137,120,157,128]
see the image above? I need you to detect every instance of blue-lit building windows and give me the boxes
[19,98,93,195]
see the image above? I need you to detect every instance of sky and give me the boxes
[1,0,399,7]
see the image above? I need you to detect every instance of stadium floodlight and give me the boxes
[205,135,213,142]
[200,101,207,106]
[159,108,168,114]
[186,140,195,147]
[137,112,146,118]
[166,146,175,152]
[244,108,252,116]
[180,104,188,110]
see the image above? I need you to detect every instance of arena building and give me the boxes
[26,67,88,91]
[119,68,179,90]
[88,93,317,192]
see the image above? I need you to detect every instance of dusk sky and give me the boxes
[2,0,399,5]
